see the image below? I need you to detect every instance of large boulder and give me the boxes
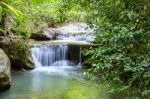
[0,36,34,69]
[0,49,11,91]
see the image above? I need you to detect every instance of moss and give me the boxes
[0,36,34,70]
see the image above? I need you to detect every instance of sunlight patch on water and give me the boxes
[11,79,108,99]
[0,65,109,99]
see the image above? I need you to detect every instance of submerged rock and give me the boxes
[0,36,34,69]
[0,48,11,91]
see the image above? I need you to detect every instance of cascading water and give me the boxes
[31,45,74,67]
[0,23,104,99]
[30,22,94,73]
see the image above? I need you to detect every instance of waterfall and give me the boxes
[31,45,74,67]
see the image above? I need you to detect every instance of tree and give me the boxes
[0,1,22,36]
[83,0,150,97]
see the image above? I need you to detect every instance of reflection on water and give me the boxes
[0,66,108,99]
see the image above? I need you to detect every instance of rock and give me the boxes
[0,48,11,91]
[68,45,96,65]
[31,28,59,41]
[0,36,34,69]
[68,45,81,64]
[31,31,51,41]
[31,22,96,42]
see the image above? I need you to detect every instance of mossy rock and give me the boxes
[0,36,34,70]
[0,48,11,91]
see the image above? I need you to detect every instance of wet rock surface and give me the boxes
[0,36,34,69]
[31,31,51,41]
[31,22,96,42]
[68,45,81,64]
[0,49,11,91]
[30,22,96,65]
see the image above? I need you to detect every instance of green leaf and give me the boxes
[0,2,23,16]
[0,28,4,32]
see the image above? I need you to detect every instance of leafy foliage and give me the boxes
[0,1,23,36]
[0,0,89,38]
[0,0,150,98]
[82,0,150,98]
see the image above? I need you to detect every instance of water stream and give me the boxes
[0,44,109,99]
[0,23,110,99]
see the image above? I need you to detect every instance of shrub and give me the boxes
[83,0,150,97]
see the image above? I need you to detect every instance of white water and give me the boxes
[44,22,96,42]
[31,45,78,75]
[31,22,95,74]
[31,45,72,67]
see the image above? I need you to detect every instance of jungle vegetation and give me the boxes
[0,0,149,98]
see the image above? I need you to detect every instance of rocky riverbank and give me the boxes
[0,49,11,91]
[0,22,96,92]
[0,35,35,91]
